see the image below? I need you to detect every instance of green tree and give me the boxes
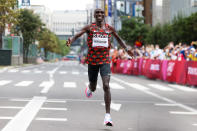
[16,9,42,62]
[38,28,69,59]
[0,0,19,48]
[171,12,197,44]
[118,16,149,46]
[38,28,58,59]
[145,23,173,48]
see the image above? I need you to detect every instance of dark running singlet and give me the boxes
[85,23,112,65]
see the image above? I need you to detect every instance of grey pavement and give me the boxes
[0,61,197,131]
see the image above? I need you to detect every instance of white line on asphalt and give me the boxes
[168,84,197,92]
[34,70,43,74]
[110,83,125,90]
[0,117,13,120]
[72,71,79,75]
[112,76,197,114]
[40,81,54,94]
[64,82,76,88]
[21,70,30,73]
[193,124,197,126]
[9,99,67,103]
[101,102,121,111]
[8,69,19,73]
[2,96,46,131]
[148,84,174,91]
[59,71,67,74]
[35,118,67,122]
[0,80,12,86]
[127,83,149,91]
[155,103,179,106]
[9,99,30,102]
[15,81,33,87]
[170,111,197,115]
[0,106,22,109]
[85,82,101,89]
[45,100,67,103]
[41,108,67,111]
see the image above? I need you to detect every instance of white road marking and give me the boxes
[8,69,19,73]
[9,99,30,102]
[127,83,149,91]
[10,99,66,103]
[40,81,54,94]
[0,80,12,86]
[85,82,101,89]
[155,103,179,106]
[64,82,76,88]
[148,84,174,91]
[72,71,79,75]
[170,111,197,115]
[46,100,66,103]
[193,124,197,126]
[102,102,121,111]
[35,118,67,122]
[15,81,33,87]
[110,83,125,90]
[0,117,13,120]
[2,96,46,131]
[168,84,197,92]
[59,71,67,74]
[34,70,43,74]
[112,76,197,114]
[41,108,67,111]
[21,70,30,73]
[0,106,22,109]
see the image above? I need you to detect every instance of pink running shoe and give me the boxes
[85,87,92,98]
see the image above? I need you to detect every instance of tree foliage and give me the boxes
[118,16,149,46]
[16,9,42,62]
[38,28,69,59]
[119,12,197,48]
[0,0,19,48]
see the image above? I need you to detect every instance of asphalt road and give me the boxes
[0,61,197,131]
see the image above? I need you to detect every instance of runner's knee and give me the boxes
[103,82,110,92]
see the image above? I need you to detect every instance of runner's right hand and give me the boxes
[66,38,71,47]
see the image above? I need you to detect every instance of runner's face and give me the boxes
[94,9,104,22]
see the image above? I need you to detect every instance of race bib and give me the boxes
[92,34,108,48]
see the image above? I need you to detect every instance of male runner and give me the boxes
[66,8,133,126]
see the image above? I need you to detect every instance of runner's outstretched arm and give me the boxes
[66,25,90,47]
[109,26,133,57]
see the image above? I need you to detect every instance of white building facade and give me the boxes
[30,5,52,31]
[52,10,87,40]
[152,0,197,26]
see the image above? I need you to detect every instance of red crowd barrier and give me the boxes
[111,58,197,86]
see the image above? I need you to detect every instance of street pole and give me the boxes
[124,0,127,15]
[114,0,118,48]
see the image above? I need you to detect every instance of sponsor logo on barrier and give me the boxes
[150,64,160,71]
[167,62,175,76]
[120,62,124,67]
[127,61,131,67]
[134,62,137,68]
[188,67,197,75]
[142,60,146,68]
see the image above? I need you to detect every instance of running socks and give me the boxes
[104,113,113,126]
